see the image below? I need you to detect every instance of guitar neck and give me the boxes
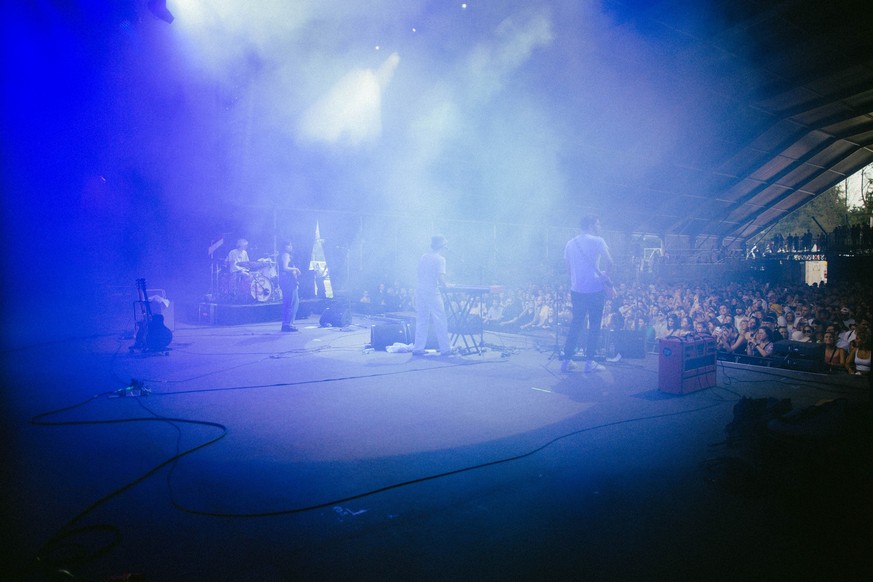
[136,279,153,317]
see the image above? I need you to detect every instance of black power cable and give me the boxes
[165,401,726,518]
[29,357,727,577]
[30,393,227,579]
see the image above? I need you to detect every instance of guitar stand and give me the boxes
[130,299,172,355]
[442,289,485,355]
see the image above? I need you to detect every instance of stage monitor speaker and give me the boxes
[613,330,646,359]
[772,340,826,372]
[370,323,410,350]
[772,340,825,359]
[320,306,351,328]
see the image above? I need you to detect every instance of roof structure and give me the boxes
[4,1,872,248]
[609,0,873,242]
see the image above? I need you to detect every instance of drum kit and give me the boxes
[219,258,282,303]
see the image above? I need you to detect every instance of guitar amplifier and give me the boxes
[198,303,217,325]
[658,337,717,394]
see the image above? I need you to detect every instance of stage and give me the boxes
[3,315,871,581]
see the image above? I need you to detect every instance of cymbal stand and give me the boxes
[209,253,219,299]
[549,293,563,359]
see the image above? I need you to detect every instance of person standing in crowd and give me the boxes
[412,235,453,356]
[279,241,301,332]
[837,321,857,351]
[561,215,614,373]
[822,330,846,370]
[746,326,775,357]
[845,327,871,376]
[716,304,733,327]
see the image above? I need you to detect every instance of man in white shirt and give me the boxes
[837,322,857,351]
[561,215,614,373]
[226,238,250,273]
[412,235,452,356]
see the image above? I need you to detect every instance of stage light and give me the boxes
[147,0,175,24]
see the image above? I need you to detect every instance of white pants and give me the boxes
[413,291,451,352]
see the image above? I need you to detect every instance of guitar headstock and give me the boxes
[136,278,148,302]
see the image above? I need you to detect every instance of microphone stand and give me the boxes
[551,294,563,360]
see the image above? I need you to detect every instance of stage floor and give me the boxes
[3,315,872,581]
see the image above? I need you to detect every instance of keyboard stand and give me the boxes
[441,286,490,355]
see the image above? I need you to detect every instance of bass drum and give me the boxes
[233,273,268,303]
[249,273,273,303]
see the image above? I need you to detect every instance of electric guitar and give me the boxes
[134,278,173,352]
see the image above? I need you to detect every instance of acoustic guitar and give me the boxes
[134,278,173,352]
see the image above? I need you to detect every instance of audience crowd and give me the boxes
[752,224,873,257]
[649,224,872,264]
[355,277,871,375]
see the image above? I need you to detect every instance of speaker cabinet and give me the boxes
[320,306,351,327]
[370,323,410,350]
[612,330,646,359]
[658,337,717,394]
[772,340,826,372]
[772,340,825,359]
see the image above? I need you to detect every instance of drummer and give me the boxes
[226,238,250,274]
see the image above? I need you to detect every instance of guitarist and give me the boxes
[561,215,614,373]
[279,241,301,332]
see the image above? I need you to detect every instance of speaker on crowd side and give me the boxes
[370,323,410,350]
[657,337,717,394]
[613,330,646,359]
[320,306,351,327]
[771,340,826,372]
[772,340,825,359]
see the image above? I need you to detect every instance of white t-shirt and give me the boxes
[417,251,446,295]
[837,329,855,350]
[227,248,249,272]
[565,234,609,294]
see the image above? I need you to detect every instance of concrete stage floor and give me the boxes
[3,314,872,581]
